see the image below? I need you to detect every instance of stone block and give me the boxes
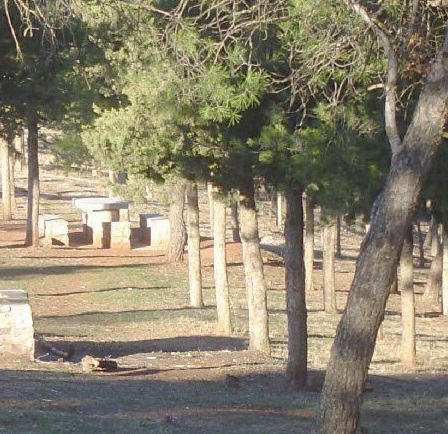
[109,221,131,249]
[39,214,69,246]
[0,290,34,362]
[140,213,170,247]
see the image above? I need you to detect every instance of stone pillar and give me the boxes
[0,290,34,362]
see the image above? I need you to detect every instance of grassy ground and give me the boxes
[0,165,447,433]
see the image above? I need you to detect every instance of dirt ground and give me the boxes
[0,161,448,434]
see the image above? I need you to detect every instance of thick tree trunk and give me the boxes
[400,224,416,367]
[25,112,40,247]
[284,186,307,388]
[186,182,204,308]
[316,29,448,434]
[1,138,12,221]
[442,226,448,316]
[304,195,315,292]
[166,180,186,263]
[423,240,442,306]
[213,188,232,334]
[322,216,337,313]
[239,181,270,355]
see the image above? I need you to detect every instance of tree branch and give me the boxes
[342,0,402,155]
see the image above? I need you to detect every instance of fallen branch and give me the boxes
[34,332,75,361]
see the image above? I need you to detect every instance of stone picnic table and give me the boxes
[73,197,131,249]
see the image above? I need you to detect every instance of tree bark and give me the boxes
[400,224,416,367]
[442,226,448,316]
[284,185,307,389]
[213,188,232,334]
[322,216,337,313]
[304,195,315,292]
[416,221,425,268]
[316,27,448,434]
[239,180,270,355]
[276,191,284,228]
[9,145,17,213]
[25,112,40,247]
[230,199,241,242]
[207,182,214,236]
[186,182,204,308]
[1,138,12,221]
[336,215,342,258]
[166,180,186,263]
[423,239,442,307]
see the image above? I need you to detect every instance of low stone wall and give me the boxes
[0,290,34,362]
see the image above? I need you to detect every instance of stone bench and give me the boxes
[140,213,170,247]
[0,290,34,362]
[38,214,69,246]
[101,221,132,249]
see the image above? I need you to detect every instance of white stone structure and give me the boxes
[73,197,130,248]
[140,213,170,247]
[38,214,69,246]
[0,290,34,362]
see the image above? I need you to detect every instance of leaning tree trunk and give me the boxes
[239,180,270,355]
[322,215,337,313]
[400,224,416,367]
[316,28,448,434]
[186,182,204,308]
[284,185,307,389]
[1,138,12,221]
[304,195,315,292]
[25,112,40,247]
[213,188,232,334]
[166,180,187,263]
[442,226,448,316]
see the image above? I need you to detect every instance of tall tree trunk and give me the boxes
[400,224,416,367]
[336,215,342,258]
[316,28,448,434]
[213,188,232,334]
[322,216,337,313]
[207,182,214,236]
[284,185,307,389]
[423,239,442,307]
[1,138,12,221]
[166,180,186,263]
[276,191,284,228]
[9,146,17,213]
[424,216,439,254]
[239,180,270,355]
[416,221,425,268]
[230,199,241,242]
[442,226,448,316]
[25,112,40,247]
[186,182,204,308]
[304,195,315,292]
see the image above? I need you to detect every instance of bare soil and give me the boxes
[0,161,447,434]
